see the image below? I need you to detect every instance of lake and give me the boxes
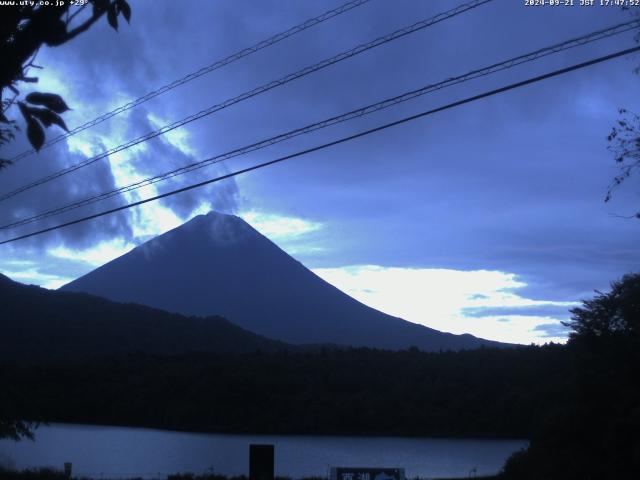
[0,424,527,479]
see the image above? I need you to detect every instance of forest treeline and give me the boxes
[2,345,566,439]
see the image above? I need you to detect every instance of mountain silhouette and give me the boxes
[0,272,289,361]
[62,211,506,351]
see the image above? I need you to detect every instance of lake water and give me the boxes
[0,424,527,479]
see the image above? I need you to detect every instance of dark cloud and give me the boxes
[0,135,132,251]
[120,107,240,217]
[0,0,637,304]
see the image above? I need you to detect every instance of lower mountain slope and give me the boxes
[0,273,289,362]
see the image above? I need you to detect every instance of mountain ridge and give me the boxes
[61,211,508,351]
[0,272,291,361]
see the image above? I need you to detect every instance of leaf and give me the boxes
[17,101,31,121]
[117,0,131,22]
[29,108,69,132]
[25,92,70,113]
[43,18,68,46]
[107,4,118,30]
[26,118,45,151]
[0,112,7,124]
[92,0,109,15]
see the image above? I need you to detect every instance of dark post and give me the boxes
[63,462,72,478]
[249,444,274,480]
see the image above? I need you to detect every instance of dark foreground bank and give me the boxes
[0,469,498,480]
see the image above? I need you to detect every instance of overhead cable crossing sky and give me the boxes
[7,0,373,163]
[1,19,638,231]
[0,0,494,203]
[2,44,638,246]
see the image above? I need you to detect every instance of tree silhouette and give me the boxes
[0,0,131,441]
[503,272,640,479]
[0,0,131,169]
[606,109,640,219]
[605,8,640,218]
[564,273,640,340]
[0,419,35,441]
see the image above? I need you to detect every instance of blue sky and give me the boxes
[1,0,639,344]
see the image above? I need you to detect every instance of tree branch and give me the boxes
[66,4,88,28]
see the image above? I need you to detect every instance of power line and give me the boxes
[3,19,638,231]
[2,44,638,246]
[7,0,373,163]
[0,0,494,203]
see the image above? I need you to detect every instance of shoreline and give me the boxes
[25,422,530,443]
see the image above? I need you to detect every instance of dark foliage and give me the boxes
[0,472,360,480]
[606,7,640,218]
[501,273,640,479]
[606,109,640,218]
[565,273,640,339]
[0,0,130,152]
[0,468,68,480]
[0,418,36,441]
[1,344,567,439]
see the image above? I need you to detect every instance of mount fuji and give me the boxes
[61,211,506,351]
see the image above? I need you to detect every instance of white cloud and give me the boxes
[239,210,322,239]
[148,113,197,156]
[2,269,73,290]
[128,202,183,238]
[50,237,137,267]
[67,137,100,158]
[312,265,577,345]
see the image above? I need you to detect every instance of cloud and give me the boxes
[0,251,83,289]
[50,238,137,267]
[239,210,322,239]
[461,304,575,320]
[534,322,572,339]
[237,210,329,259]
[312,265,575,344]
[0,268,73,290]
[0,136,134,251]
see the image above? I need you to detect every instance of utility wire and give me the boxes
[2,19,638,231]
[2,44,638,246]
[7,0,373,163]
[0,0,494,203]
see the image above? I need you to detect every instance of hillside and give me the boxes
[0,273,290,362]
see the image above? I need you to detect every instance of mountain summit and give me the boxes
[62,211,505,350]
